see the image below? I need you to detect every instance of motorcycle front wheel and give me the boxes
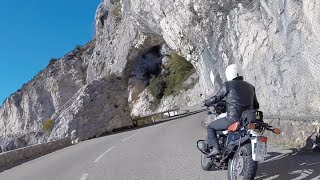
[201,152,213,170]
[227,143,257,180]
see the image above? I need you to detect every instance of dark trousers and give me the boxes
[207,116,237,147]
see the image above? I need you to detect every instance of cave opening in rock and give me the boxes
[127,45,164,103]
[129,45,163,84]
[128,44,197,108]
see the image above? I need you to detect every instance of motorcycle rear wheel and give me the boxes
[227,143,257,180]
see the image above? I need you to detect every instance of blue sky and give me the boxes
[0,0,101,104]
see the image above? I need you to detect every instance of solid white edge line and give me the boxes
[80,173,88,180]
[121,132,141,142]
[94,146,115,163]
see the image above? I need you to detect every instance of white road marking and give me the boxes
[80,173,88,180]
[94,146,115,163]
[121,132,141,142]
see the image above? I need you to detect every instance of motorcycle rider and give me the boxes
[204,64,259,157]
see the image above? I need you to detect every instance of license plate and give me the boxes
[253,142,267,156]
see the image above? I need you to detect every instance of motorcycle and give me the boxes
[197,101,281,180]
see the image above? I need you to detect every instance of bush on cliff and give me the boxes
[164,52,194,96]
[147,52,194,103]
[43,118,54,132]
[148,75,166,104]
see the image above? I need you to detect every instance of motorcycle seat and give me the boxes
[227,122,240,132]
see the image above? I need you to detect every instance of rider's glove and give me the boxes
[203,100,210,107]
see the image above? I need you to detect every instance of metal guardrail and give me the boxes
[132,108,180,126]
[131,104,320,127]
[264,115,320,123]
[132,107,207,126]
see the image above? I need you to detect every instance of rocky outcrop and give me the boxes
[0,43,94,150]
[49,76,132,141]
[91,0,320,146]
[87,0,164,82]
[74,0,320,118]
[122,0,320,116]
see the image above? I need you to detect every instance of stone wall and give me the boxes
[0,137,72,168]
[265,117,320,149]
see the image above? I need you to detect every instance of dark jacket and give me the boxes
[204,77,259,119]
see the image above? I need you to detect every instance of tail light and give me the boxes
[258,136,268,143]
[248,123,256,129]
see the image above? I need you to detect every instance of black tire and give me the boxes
[201,152,213,171]
[199,140,212,171]
[227,143,257,180]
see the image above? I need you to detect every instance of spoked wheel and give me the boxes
[228,143,257,180]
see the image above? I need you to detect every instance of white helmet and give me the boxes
[225,64,242,81]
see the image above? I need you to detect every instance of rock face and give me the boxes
[265,118,320,149]
[49,76,132,141]
[0,40,133,151]
[1,0,320,151]
[0,44,93,150]
[123,0,320,116]
[87,0,320,116]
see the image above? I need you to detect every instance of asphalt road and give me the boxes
[0,111,320,180]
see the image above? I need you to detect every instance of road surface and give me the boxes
[0,111,319,180]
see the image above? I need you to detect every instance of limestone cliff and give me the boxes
[121,0,320,116]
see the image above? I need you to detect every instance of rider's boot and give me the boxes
[206,145,221,158]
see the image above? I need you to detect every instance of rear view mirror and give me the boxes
[197,140,208,154]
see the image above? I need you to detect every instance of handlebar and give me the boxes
[251,121,281,134]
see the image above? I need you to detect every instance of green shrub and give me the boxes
[148,75,166,103]
[146,52,194,108]
[147,52,194,104]
[74,45,84,59]
[164,53,194,96]
[76,51,83,59]
[112,2,122,18]
[74,45,82,50]
[49,58,58,65]
[43,118,54,132]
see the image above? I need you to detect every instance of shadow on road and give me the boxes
[256,149,320,180]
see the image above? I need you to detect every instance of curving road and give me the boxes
[0,111,320,180]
